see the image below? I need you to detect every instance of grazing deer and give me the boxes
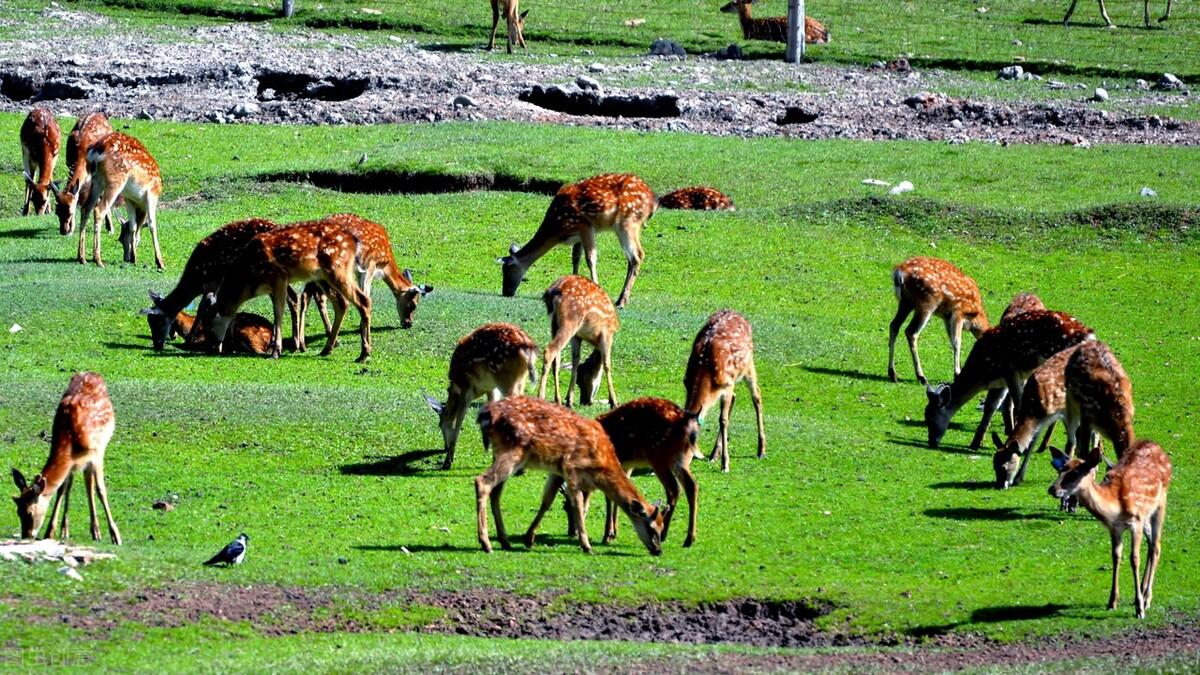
[499,173,657,308]
[924,310,1094,449]
[488,0,528,53]
[325,214,432,330]
[684,310,765,473]
[1065,340,1135,458]
[474,396,666,555]
[658,187,735,211]
[538,276,620,408]
[888,257,990,385]
[19,107,61,217]
[1049,439,1171,618]
[423,323,540,470]
[719,0,830,44]
[1063,0,1173,27]
[52,112,114,235]
[991,344,1082,489]
[1000,292,1045,324]
[11,372,121,545]
[209,218,373,362]
[77,132,164,269]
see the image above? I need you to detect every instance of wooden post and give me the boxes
[785,0,804,63]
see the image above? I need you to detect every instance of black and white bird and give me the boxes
[203,533,249,566]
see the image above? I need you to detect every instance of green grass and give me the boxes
[1,112,1199,667]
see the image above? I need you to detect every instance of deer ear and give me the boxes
[629,500,647,516]
[422,392,444,414]
[31,475,46,494]
[991,431,1005,451]
[70,182,82,197]
[148,289,165,305]
[22,171,36,187]
[139,306,162,316]
[509,242,520,255]
[420,284,433,295]
[11,468,27,491]
[1048,446,1068,471]
[48,181,61,196]
[402,268,415,283]
[519,8,529,18]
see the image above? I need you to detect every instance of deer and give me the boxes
[52,112,114,235]
[11,372,121,545]
[888,257,990,385]
[1063,0,1174,28]
[209,217,373,363]
[487,0,528,53]
[538,275,620,408]
[719,0,830,44]
[684,310,765,473]
[499,173,657,309]
[76,132,164,269]
[1049,439,1171,618]
[473,396,666,555]
[924,309,1094,450]
[1064,340,1135,459]
[423,322,541,470]
[19,107,61,217]
[180,293,281,356]
[657,186,735,211]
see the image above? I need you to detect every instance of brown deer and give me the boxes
[474,396,666,555]
[19,107,61,217]
[720,0,830,44]
[77,132,164,269]
[52,112,114,234]
[1063,0,1174,27]
[182,293,279,356]
[209,217,373,362]
[320,214,431,330]
[488,0,528,53]
[499,173,657,308]
[657,187,735,211]
[924,310,1094,449]
[684,310,765,473]
[888,257,990,385]
[1065,340,1135,458]
[538,275,620,408]
[1049,439,1171,618]
[423,322,540,470]
[1000,292,1045,324]
[11,372,121,545]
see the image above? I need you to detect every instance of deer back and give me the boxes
[64,113,113,188]
[597,397,700,467]
[1065,340,1134,454]
[89,132,162,196]
[53,372,114,463]
[894,257,989,331]
[20,107,61,168]
[449,323,540,393]
[1000,293,1045,325]
[957,310,1093,387]
[477,396,623,478]
[684,310,754,411]
[544,276,619,341]
[658,186,734,211]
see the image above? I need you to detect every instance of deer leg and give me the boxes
[904,309,934,386]
[565,337,581,408]
[145,196,164,270]
[270,281,288,359]
[677,463,699,548]
[1063,0,1080,23]
[579,228,599,285]
[1013,419,1054,486]
[322,289,348,353]
[84,465,101,541]
[887,297,914,382]
[94,462,120,545]
[43,473,71,540]
[1160,0,1172,21]
[488,0,500,50]
[747,358,766,459]
[613,226,643,309]
[540,332,570,404]
[571,242,583,275]
[1108,528,1123,610]
[1142,503,1166,610]
[944,315,964,376]
[968,387,1007,451]
[476,456,515,553]
[599,334,618,409]
[1098,0,1115,26]
[442,402,471,470]
[1130,523,1146,617]
[524,475,564,548]
[652,464,681,542]
[567,484,592,554]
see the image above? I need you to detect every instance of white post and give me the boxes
[785,0,805,63]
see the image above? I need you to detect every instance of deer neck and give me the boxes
[1074,474,1122,525]
[946,361,999,415]
[38,439,76,497]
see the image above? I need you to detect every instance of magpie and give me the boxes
[203,533,249,566]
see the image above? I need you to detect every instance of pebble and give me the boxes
[1092,87,1109,102]
[587,63,605,73]
[888,181,914,195]
[452,94,477,108]
[575,75,601,92]
[997,65,1023,81]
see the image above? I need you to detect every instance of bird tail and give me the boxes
[202,554,222,566]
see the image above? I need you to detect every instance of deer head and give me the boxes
[991,431,1023,489]
[628,498,667,556]
[422,390,466,456]
[498,242,525,297]
[140,290,178,350]
[571,351,605,406]
[398,269,433,329]
[53,181,82,235]
[119,218,141,264]
[1048,445,1100,510]
[924,383,954,448]
[11,469,49,539]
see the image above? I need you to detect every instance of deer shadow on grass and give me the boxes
[339,449,448,476]
[354,542,480,554]
[923,506,1061,522]
[928,480,994,491]
[0,227,47,239]
[801,365,893,383]
[909,603,1073,638]
[888,436,981,456]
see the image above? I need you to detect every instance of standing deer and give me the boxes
[19,107,61,217]
[1065,340,1135,458]
[888,257,990,385]
[924,310,1094,450]
[1049,439,1171,618]
[1063,0,1174,27]
[11,372,121,545]
[719,0,830,44]
[499,173,657,308]
[321,214,431,330]
[538,275,620,408]
[423,323,540,470]
[209,217,373,362]
[487,0,528,53]
[657,187,735,211]
[77,132,164,269]
[474,396,666,555]
[52,112,114,235]
[684,310,765,473]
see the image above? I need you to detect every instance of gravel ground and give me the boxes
[0,7,1196,145]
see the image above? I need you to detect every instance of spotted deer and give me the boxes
[924,310,1094,450]
[181,293,280,356]
[423,323,541,470]
[538,275,619,408]
[1065,340,1135,458]
[888,257,990,385]
[499,173,657,308]
[719,0,830,44]
[52,112,114,234]
[19,107,61,217]
[320,214,431,330]
[1050,440,1171,618]
[488,0,528,53]
[1063,0,1173,27]
[10,372,121,545]
[657,186,735,211]
[1000,292,1045,324]
[77,132,164,269]
[684,310,765,473]
[474,396,666,555]
[209,218,373,362]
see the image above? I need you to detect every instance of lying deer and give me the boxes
[538,275,619,408]
[20,107,61,217]
[423,322,540,470]
[1063,0,1174,27]
[888,257,990,385]
[1050,439,1171,618]
[499,173,657,308]
[657,187,735,211]
[719,0,830,44]
[474,396,666,555]
[487,0,528,53]
[52,112,114,234]
[77,132,164,269]
[684,310,765,473]
[11,372,121,545]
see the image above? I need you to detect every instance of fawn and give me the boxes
[11,372,121,545]
[1065,340,1135,458]
[424,322,541,470]
[889,257,990,385]
[474,396,666,555]
[684,310,765,473]
[538,276,620,408]
[991,344,1082,488]
[488,0,528,53]
[20,107,61,217]
[1063,0,1173,27]
[657,187,735,211]
[499,173,656,308]
[53,112,114,234]
[719,0,830,44]
[77,132,164,269]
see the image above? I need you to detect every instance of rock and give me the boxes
[776,106,819,125]
[1135,79,1150,91]
[1092,87,1109,102]
[1012,39,1023,46]
[1075,82,1088,89]
[902,92,945,109]
[337,557,349,564]
[1046,80,1067,90]
[137,110,155,120]
[950,119,964,129]
[649,38,686,58]
[228,101,260,117]
[575,75,601,92]
[152,501,174,511]
[452,94,477,108]
[1156,73,1183,90]
[886,58,912,73]
[861,179,890,186]
[712,43,743,60]
[998,65,1024,81]
[9,324,21,333]
[888,181,914,195]
[869,61,886,70]
[38,77,94,100]
[58,566,83,581]
[519,84,681,118]
[1141,186,1158,198]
